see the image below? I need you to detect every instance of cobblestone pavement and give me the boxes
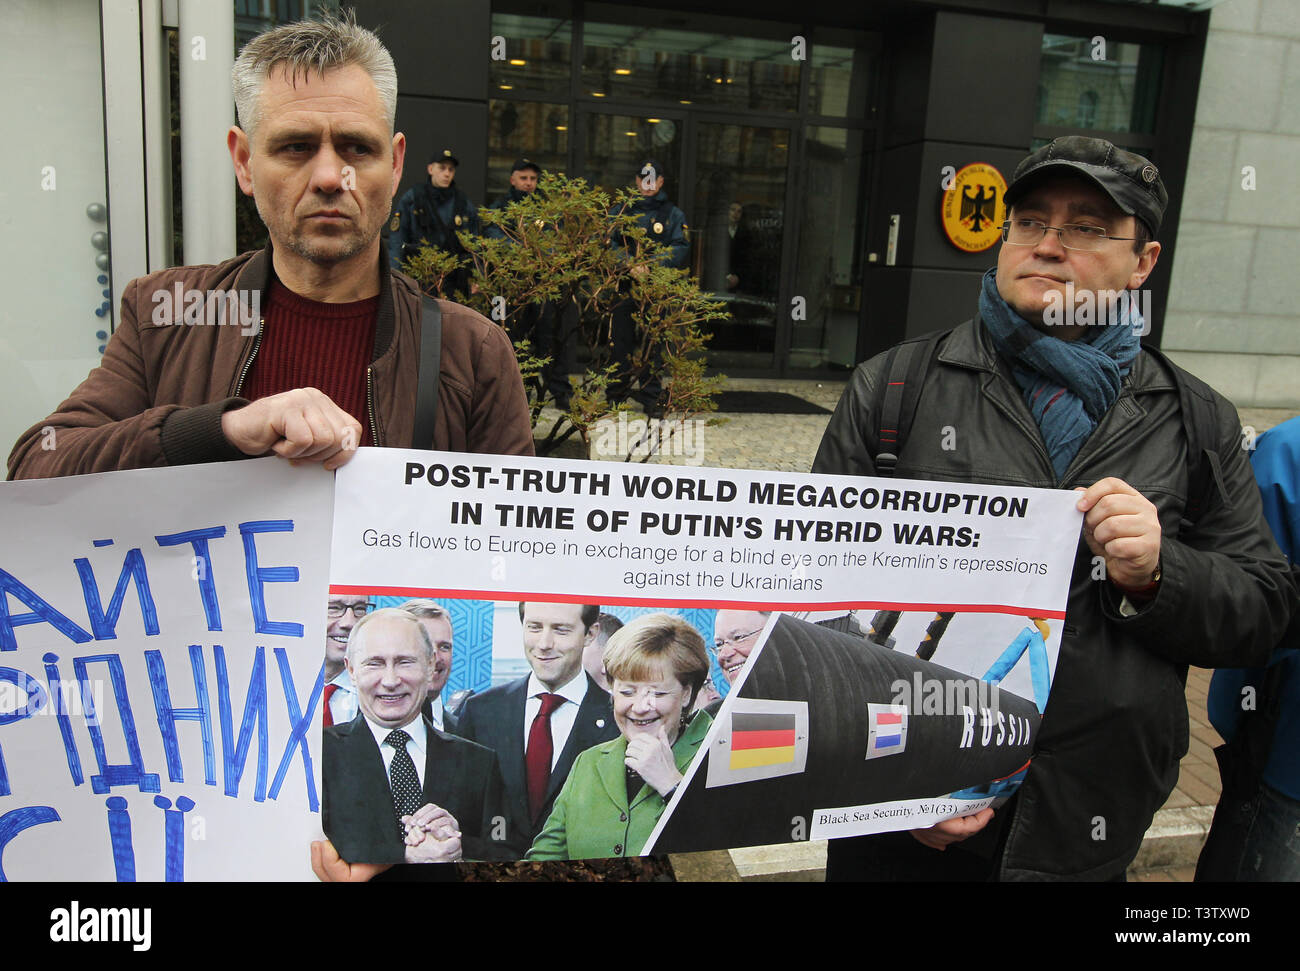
[699,377,847,472]
[699,390,1299,475]
[540,379,1300,475]
[571,380,1299,475]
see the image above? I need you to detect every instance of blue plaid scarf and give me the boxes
[978,269,1141,481]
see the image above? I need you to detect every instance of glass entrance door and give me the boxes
[504,6,879,377]
[689,120,792,371]
[789,126,869,370]
[580,108,792,372]
[578,105,866,376]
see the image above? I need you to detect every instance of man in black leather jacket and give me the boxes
[812,137,1295,881]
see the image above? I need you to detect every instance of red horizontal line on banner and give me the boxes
[329,586,1067,620]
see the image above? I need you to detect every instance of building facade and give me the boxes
[364,0,1214,377]
[1159,0,1300,408]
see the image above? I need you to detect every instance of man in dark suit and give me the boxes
[323,608,507,864]
[456,602,619,855]
[399,598,460,734]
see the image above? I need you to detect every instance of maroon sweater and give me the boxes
[242,279,379,445]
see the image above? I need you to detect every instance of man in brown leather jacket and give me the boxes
[7,12,532,483]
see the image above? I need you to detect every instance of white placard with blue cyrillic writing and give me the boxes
[0,458,332,880]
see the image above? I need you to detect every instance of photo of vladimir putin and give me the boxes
[323,608,507,864]
[455,602,619,855]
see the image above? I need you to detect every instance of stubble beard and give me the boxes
[256,195,380,267]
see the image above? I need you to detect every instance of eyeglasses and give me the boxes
[713,627,764,651]
[326,601,374,619]
[1001,218,1137,252]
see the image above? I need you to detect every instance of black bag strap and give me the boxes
[1140,343,1232,532]
[874,329,948,476]
[412,295,442,449]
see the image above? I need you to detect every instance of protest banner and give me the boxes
[0,459,332,881]
[328,448,1081,863]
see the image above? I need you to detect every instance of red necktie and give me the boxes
[323,683,338,727]
[525,693,566,822]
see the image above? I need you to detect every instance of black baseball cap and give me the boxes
[510,158,541,174]
[430,148,459,166]
[1004,136,1168,236]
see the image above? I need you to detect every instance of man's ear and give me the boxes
[228,127,255,196]
[391,131,406,199]
[1129,240,1161,289]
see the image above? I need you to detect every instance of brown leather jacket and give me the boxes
[7,245,534,479]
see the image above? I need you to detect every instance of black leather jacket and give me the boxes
[813,316,1294,879]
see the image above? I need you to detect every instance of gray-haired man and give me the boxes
[9,11,532,482]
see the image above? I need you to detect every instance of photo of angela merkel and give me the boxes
[526,612,712,861]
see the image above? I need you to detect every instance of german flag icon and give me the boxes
[729,712,798,770]
[706,699,809,788]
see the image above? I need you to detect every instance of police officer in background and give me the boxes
[485,158,573,409]
[484,157,540,236]
[388,147,479,296]
[608,159,689,416]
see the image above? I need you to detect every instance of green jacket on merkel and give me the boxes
[526,710,712,861]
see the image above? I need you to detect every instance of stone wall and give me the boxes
[1163,0,1300,407]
